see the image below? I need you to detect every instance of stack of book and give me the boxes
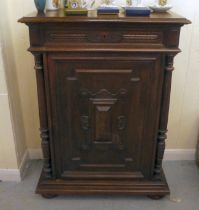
[65,9,88,16]
[97,6,120,15]
[124,7,151,16]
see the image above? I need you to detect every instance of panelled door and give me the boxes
[47,53,163,180]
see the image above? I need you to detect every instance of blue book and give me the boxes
[97,7,120,15]
[125,7,151,16]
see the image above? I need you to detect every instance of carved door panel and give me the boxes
[48,53,163,180]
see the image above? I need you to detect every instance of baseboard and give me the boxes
[28,149,43,159]
[0,169,21,182]
[164,149,196,161]
[28,148,196,161]
[19,150,30,179]
[0,150,29,182]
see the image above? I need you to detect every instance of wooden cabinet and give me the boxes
[19,11,190,199]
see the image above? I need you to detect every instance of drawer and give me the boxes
[42,24,164,47]
[45,29,163,45]
[29,23,180,50]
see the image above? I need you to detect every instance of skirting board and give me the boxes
[0,169,21,182]
[0,150,30,182]
[28,149,43,159]
[164,149,196,161]
[28,148,196,161]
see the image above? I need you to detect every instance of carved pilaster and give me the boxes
[154,54,174,180]
[34,53,52,178]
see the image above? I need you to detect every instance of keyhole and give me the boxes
[102,34,107,40]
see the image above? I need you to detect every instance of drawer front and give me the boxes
[45,29,163,45]
[47,52,164,180]
[29,23,181,49]
[42,24,165,47]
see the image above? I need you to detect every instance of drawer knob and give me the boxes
[87,32,122,43]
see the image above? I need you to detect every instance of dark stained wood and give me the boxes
[153,54,175,180]
[19,10,190,24]
[19,10,190,198]
[34,53,52,179]
[148,195,165,200]
[41,194,58,199]
[36,170,170,196]
[48,53,163,179]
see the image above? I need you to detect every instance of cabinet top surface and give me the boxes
[19,10,190,25]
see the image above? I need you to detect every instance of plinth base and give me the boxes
[36,170,170,198]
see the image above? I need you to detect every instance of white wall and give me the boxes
[168,0,199,149]
[0,41,18,170]
[0,0,28,181]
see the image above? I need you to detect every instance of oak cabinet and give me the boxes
[19,11,190,198]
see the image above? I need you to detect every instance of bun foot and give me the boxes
[41,194,58,199]
[148,195,165,200]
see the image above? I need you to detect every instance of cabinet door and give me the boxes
[47,53,163,180]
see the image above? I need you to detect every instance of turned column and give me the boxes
[154,54,175,180]
[33,53,52,178]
